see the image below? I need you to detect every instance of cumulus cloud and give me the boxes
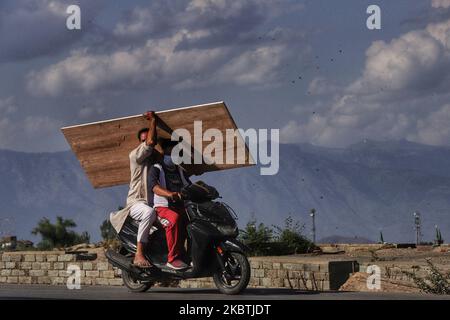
[27,0,304,96]
[348,29,449,96]
[173,44,292,89]
[113,4,176,39]
[281,4,450,147]
[0,0,105,63]
[27,37,291,95]
[432,0,450,9]
[414,104,450,145]
[27,31,229,95]
[308,77,340,96]
[112,0,302,42]
[0,97,17,115]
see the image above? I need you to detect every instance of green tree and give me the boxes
[403,260,450,295]
[31,216,90,250]
[239,220,273,256]
[100,219,116,241]
[273,216,314,254]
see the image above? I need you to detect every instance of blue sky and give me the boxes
[1,0,450,151]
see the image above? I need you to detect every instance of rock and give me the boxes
[65,243,96,252]
[433,246,450,253]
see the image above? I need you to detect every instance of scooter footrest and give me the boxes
[105,249,132,269]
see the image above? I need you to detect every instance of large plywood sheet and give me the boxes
[61,101,255,188]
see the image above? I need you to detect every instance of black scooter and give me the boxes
[105,182,251,295]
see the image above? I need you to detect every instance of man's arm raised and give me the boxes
[143,111,157,147]
[135,111,157,164]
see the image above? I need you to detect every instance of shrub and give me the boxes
[403,260,450,295]
[100,219,116,241]
[31,216,90,250]
[239,220,274,256]
[273,216,315,254]
[239,216,315,256]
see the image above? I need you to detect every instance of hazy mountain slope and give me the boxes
[0,150,126,243]
[1,140,449,244]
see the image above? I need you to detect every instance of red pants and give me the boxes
[156,206,187,263]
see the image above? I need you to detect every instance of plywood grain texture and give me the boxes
[61,101,255,188]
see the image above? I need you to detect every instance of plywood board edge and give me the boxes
[60,101,225,130]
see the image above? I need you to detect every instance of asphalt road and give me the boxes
[0,284,449,300]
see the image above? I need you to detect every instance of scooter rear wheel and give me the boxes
[213,252,250,295]
[121,270,153,293]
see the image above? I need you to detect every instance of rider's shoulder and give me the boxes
[129,144,140,156]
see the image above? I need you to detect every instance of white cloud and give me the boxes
[432,0,450,9]
[414,104,450,145]
[26,0,306,96]
[280,116,327,144]
[0,0,104,62]
[426,18,450,48]
[308,77,340,96]
[281,1,450,148]
[114,7,155,38]
[348,30,448,95]
[27,31,227,95]
[215,45,288,86]
[188,0,248,17]
[27,27,294,95]
[0,97,17,115]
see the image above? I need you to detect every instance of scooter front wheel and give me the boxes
[121,270,153,293]
[213,252,250,295]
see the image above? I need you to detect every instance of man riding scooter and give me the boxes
[110,111,157,268]
[148,138,192,270]
[105,137,251,294]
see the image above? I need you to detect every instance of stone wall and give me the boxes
[180,257,358,291]
[0,250,358,291]
[0,250,122,286]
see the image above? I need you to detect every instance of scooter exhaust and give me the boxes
[105,249,133,270]
[105,249,156,282]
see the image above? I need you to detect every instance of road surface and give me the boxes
[0,284,448,300]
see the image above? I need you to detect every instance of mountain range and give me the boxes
[1,139,449,244]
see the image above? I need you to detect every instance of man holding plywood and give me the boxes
[61,102,255,268]
[110,111,157,268]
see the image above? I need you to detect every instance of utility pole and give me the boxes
[310,208,316,243]
[413,211,421,245]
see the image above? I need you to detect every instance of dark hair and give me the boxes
[157,137,179,150]
[137,128,149,141]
